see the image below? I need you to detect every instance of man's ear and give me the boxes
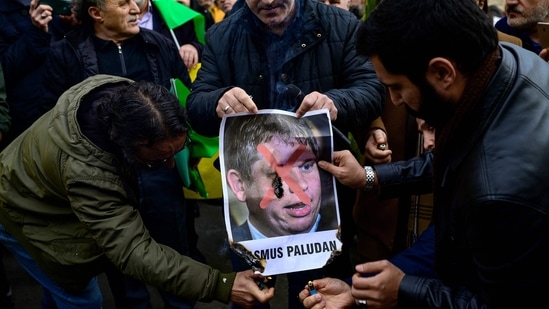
[227,169,247,202]
[88,6,103,23]
[425,57,456,92]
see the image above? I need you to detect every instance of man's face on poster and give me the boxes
[243,135,322,237]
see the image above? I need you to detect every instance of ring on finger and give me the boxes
[40,12,48,19]
[222,105,231,113]
[358,299,367,307]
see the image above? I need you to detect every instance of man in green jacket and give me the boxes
[0,74,274,308]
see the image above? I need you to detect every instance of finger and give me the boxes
[295,97,314,117]
[234,93,257,113]
[317,160,336,174]
[297,289,309,305]
[252,286,275,304]
[372,129,387,144]
[35,7,52,21]
[355,260,388,274]
[219,103,233,116]
[329,105,338,121]
[302,294,323,309]
[30,0,42,11]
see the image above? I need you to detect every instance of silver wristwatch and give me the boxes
[364,166,375,191]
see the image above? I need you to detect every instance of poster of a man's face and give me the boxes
[220,109,341,275]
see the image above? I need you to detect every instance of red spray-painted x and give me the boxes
[256,143,312,209]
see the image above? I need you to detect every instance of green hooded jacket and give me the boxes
[0,75,235,302]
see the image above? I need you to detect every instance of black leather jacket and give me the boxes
[394,43,549,308]
[375,151,434,199]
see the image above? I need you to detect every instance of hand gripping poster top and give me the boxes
[220,109,342,276]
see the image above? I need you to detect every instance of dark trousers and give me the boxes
[0,246,14,309]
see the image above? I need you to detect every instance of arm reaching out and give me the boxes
[318,150,366,189]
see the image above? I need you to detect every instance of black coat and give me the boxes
[0,1,73,145]
[39,26,191,112]
[398,44,549,308]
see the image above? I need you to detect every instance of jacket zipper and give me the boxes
[118,45,127,75]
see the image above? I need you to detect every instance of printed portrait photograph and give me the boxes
[220,110,339,243]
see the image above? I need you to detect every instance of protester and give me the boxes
[415,118,435,152]
[495,0,547,54]
[187,0,385,306]
[353,0,523,267]
[192,0,222,30]
[197,0,225,22]
[134,0,207,268]
[37,0,199,307]
[0,75,274,308]
[0,0,75,150]
[299,0,549,307]
[217,0,238,17]
[134,0,203,71]
[224,113,337,241]
[0,2,75,304]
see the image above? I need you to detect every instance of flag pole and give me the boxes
[169,29,181,49]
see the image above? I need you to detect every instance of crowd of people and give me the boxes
[1,0,549,308]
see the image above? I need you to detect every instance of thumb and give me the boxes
[317,160,336,173]
[373,130,387,144]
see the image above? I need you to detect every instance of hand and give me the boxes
[317,150,364,189]
[179,44,199,71]
[294,91,338,121]
[298,278,354,309]
[217,87,258,117]
[230,270,274,308]
[539,48,549,62]
[29,0,52,32]
[175,0,191,6]
[363,128,392,164]
[351,260,404,309]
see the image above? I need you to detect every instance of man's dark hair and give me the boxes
[356,0,498,84]
[96,80,189,162]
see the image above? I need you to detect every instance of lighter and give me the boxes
[307,281,317,295]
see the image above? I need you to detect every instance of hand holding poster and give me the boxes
[220,109,342,276]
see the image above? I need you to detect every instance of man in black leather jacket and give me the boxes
[299,0,549,308]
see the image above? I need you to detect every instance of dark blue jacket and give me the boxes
[186,0,385,137]
[495,16,541,54]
